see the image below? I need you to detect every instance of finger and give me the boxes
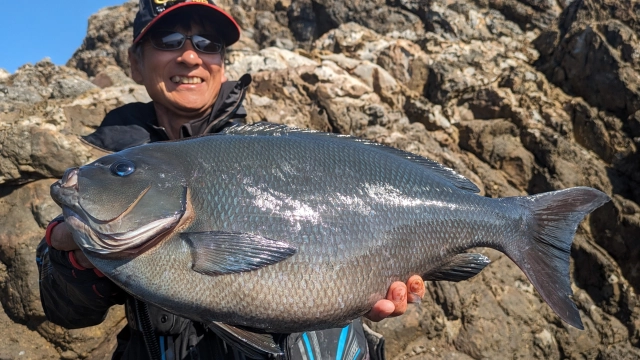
[73,250,95,269]
[365,299,395,322]
[407,275,426,303]
[387,281,408,317]
[50,223,79,251]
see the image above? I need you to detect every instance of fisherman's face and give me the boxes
[130,24,226,118]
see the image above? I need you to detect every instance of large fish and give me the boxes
[51,124,609,356]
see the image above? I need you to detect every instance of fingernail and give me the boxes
[409,282,422,294]
[393,287,406,301]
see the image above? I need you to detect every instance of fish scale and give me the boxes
[51,124,609,344]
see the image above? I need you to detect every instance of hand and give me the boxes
[50,222,95,269]
[365,275,425,322]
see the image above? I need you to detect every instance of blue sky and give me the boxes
[1,1,130,73]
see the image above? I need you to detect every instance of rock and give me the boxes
[227,34,261,57]
[314,67,379,134]
[404,98,453,131]
[0,127,89,185]
[0,60,97,112]
[0,180,57,325]
[0,301,58,359]
[0,69,9,81]
[590,196,640,304]
[473,0,561,30]
[287,0,318,46]
[50,76,98,100]
[36,306,125,359]
[350,61,404,109]
[254,10,297,50]
[92,65,135,88]
[314,22,388,57]
[245,65,332,131]
[375,40,430,94]
[569,99,636,164]
[520,126,613,192]
[60,350,78,359]
[534,0,640,120]
[0,81,45,107]
[298,0,423,40]
[69,84,151,110]
[226,47,319,80]
[0,179,126,358]
[458,120,535,190]
[627,110,640,140]
[67,2,138,77]
[3,1,640,359]
[227,4,255,31]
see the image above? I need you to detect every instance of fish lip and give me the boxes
[64,186,188,258]
[51,172,80,209]
[60,168,79,190]
[64,207,184,258]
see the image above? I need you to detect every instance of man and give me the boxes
[36,1,425,359]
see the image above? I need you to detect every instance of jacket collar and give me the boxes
[174,73,252,138]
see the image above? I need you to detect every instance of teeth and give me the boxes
[62,168,78,189]
[170,76,203,84]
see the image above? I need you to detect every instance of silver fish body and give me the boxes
[51,124,610,336]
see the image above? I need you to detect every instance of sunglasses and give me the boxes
[149,30,224,54]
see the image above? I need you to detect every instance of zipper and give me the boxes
[203,74,251,134]
[134,298,162,360]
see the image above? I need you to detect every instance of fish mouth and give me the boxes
[52,168,81,207]
[61,168,79,190]
[63,187,188,258]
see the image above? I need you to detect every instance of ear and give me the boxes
[128,47,144,85]
[220,61,227,83]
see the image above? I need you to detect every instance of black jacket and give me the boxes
[37,75,382,360]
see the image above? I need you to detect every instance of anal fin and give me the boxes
[208,322,284,358]
[424,253,490,282]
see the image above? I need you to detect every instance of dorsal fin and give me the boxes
[221,122,312,137]
[222,123,480,193]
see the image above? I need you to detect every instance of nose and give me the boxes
[60,168,79,189]
[176,40,203,66]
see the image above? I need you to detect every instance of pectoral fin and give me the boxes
[424,253,490,282]
[181,231,297,276]
[208,322,284,358]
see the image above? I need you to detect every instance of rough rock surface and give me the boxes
[1,0,639,359]
[534,0,640,120]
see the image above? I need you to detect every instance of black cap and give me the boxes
[133,0,241,46]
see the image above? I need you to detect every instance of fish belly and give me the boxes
[101,194,511,332]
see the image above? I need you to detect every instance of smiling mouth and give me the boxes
[171,76,203,84]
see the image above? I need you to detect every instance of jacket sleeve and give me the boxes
[36,218,125,329]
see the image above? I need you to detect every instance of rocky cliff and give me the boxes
[1,0,639,359]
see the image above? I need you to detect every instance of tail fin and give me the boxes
[506,187,610,330]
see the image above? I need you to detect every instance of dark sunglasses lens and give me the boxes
[192,34,223,53]
[151,31,185,50]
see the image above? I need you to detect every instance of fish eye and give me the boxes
[110,160,136,177]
